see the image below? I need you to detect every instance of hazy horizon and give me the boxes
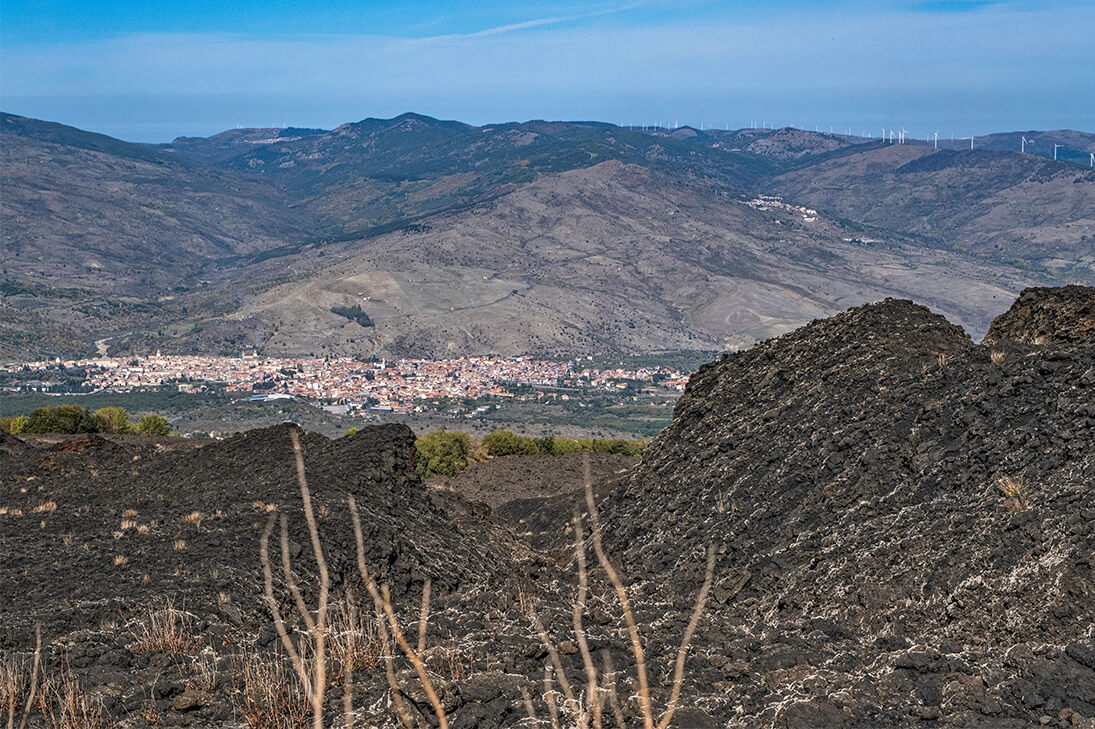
[3,0,1093,143]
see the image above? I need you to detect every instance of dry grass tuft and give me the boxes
[126,599,199,656]
[141,698,161,725]
[113,555,128,567]
[327,600,381,682]
[182,511,205,529]
[187,651,218,693]
[136,524,151,534]
[998,476,1029,513]
[120,519,137,530]
[233,652,310,729]
[173,539,187,552]
[122,509,139,518]
[33,502,57,514]
[990,350,1006,365]
[37,668,114,729]
[0,653,31,723]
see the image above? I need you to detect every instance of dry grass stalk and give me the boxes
[542,666,562,729]
[529,610,582,724]
[141,697,161,725]
[33,502,56,514]
[259,428,329,729]
[2,627,40,729]
[234,651,310,729]
[555,454,716,729]
[37,667,112,729]
[601,653,626,729]
[327,597,381,682]
[188,650,218,692]
[127,599,198,655]
[349,498,447,729]
[120,519,137,530]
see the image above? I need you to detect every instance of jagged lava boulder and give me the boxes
[602,297,1095,728]
[984,284,1095,344]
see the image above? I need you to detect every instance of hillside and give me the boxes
[173,160,1045,358]
[769,143,1095,269]
[1,112,1093,359]
[163,113,775,233]
[600,286,1095,727]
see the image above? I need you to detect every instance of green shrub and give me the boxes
[416,429,472,478]
[24,405,102,434]
[481,429,540,457]
[94,406,134,434]
[0,415,28,434]
[591,437,649,457]
[533,435,588,455]
[136,414,172,436]
[344,427,360,437]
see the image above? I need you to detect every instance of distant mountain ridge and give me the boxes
[1,111,1092,359]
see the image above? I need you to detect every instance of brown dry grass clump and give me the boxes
[126,599,200,656]
[234,651,310,729]
[998,475,1029,513]
[37,669,113,729]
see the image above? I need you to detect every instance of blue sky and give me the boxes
[2,0,1092,142]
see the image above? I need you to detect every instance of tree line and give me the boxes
[0,405,172,436]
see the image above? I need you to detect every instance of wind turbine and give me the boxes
[962,136,975,150]
[1090,152,1094,168]
[899,128,908,144]
[889,129,895,144]
[1022,136,1032,153]
[933,131,939,151]
[1053,143,1063,160]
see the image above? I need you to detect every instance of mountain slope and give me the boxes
[1,112,1093,360]
[155,160,1050,358]
[768,143,1095,270]
[165,113,776,233]
[0,112,315,295]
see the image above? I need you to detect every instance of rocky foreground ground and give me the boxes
[1,286,1093,728]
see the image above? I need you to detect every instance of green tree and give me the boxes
[481,429,540,457]
[415,429,472,478]
[136,414,172,436]
[24,405,102,434]
[94,407,134,434]
[0,415,28,434]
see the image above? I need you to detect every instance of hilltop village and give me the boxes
[0,354,690,415]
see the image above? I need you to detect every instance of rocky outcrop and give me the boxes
[984,285,1095,344]
[602,297,1095,727]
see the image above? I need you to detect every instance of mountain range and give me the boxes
[1,111,1092,359]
